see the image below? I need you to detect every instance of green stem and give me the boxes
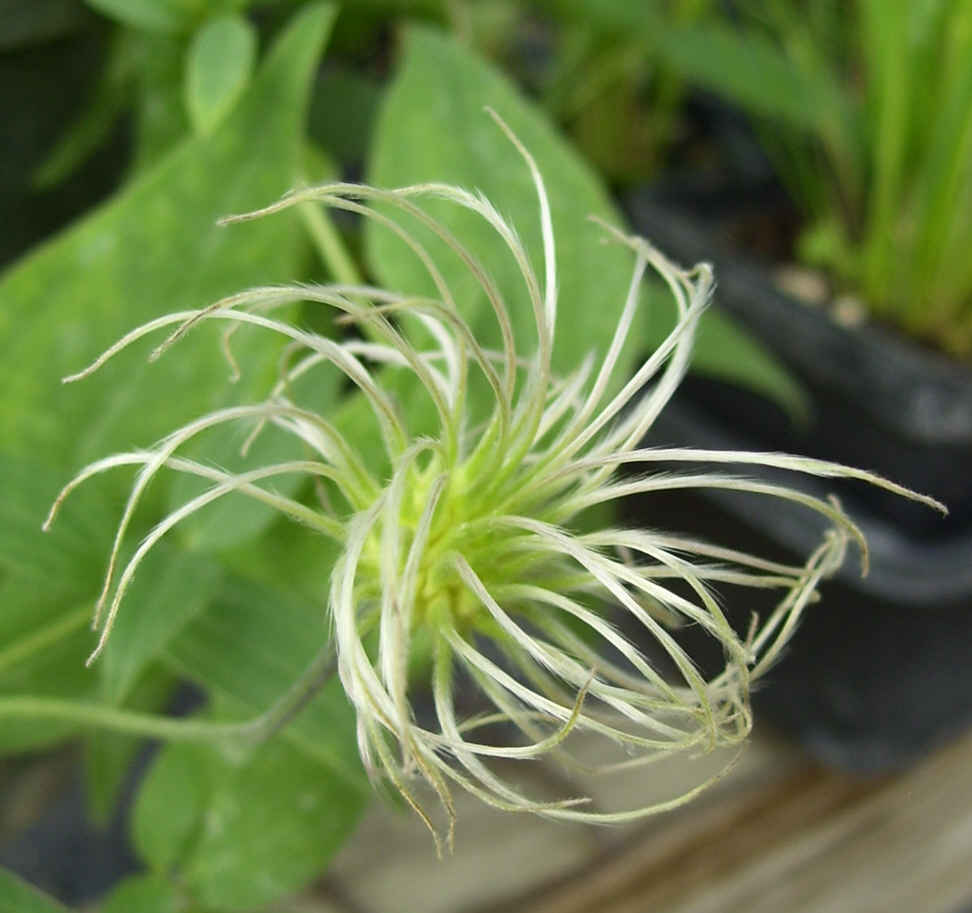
[0,645,336,746]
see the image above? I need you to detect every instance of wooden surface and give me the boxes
[300,727,972,913]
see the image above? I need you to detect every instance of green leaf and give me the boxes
[184,15,257,135]
[84,545,215,823]
[0,0,337,581]
[84,665,178,824]
[151,737,365,911]
[0,2,336,753]
[130,31,192,173]
[0,454,109,595]
[133,741,211,872]
[99,874,182,913]
[0,2,336,472]
[656,23,840,131]
[0,584,94,754]
[219,510,334,608]
[99,544,223,703]
[0,869,68,913]
[85,0,195,32]
[166,351,342,552]
[367,27,802,417]
[368,26,641,392]
[188,743,364,910]
[164,572,365,788]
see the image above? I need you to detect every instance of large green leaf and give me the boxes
[367,25,643,394]
[366,27,802,418]
[99,545,224,703]
[134,733,366,911]
[0,869,68,913]
[0,455,109,596]
[164,571,365,788]
[0,0,336,561]
[185,738,364,910]
[0,2,337,754]
[0,1,335,475]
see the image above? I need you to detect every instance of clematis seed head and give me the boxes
[47,112,945,853]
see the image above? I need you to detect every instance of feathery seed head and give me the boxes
[47,113,945,852]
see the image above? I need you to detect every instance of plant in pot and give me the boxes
[620,0,972,769]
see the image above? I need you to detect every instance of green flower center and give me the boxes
[356,450,558,638]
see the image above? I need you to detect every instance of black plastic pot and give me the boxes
[624,192,972,772]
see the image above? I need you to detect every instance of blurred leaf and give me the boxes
[0,1,335,472]
[135,735,365,911]
[0,586,94,754]
[133,740,210,872]
[99,545,223,703]
[166,344,342,552]
[184,15,257,135]
[185,738,364,910]
[164,572,365,787]
[0,2,336,753]
[0,868,68,912]
[912,35,972,313]
[84,0,192,32]
[99,873,181,913]
[367,26,645,403]
[0,542,212,758]
[547,4,844,133]
[0,460,96,753]
[656,23,839,130]
[0,461,212,757]
[84,665,178,824]
[0,454,109,593]
[367,27,803,417]
[129,30,193,173]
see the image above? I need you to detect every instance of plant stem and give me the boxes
[0,645,336,746]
